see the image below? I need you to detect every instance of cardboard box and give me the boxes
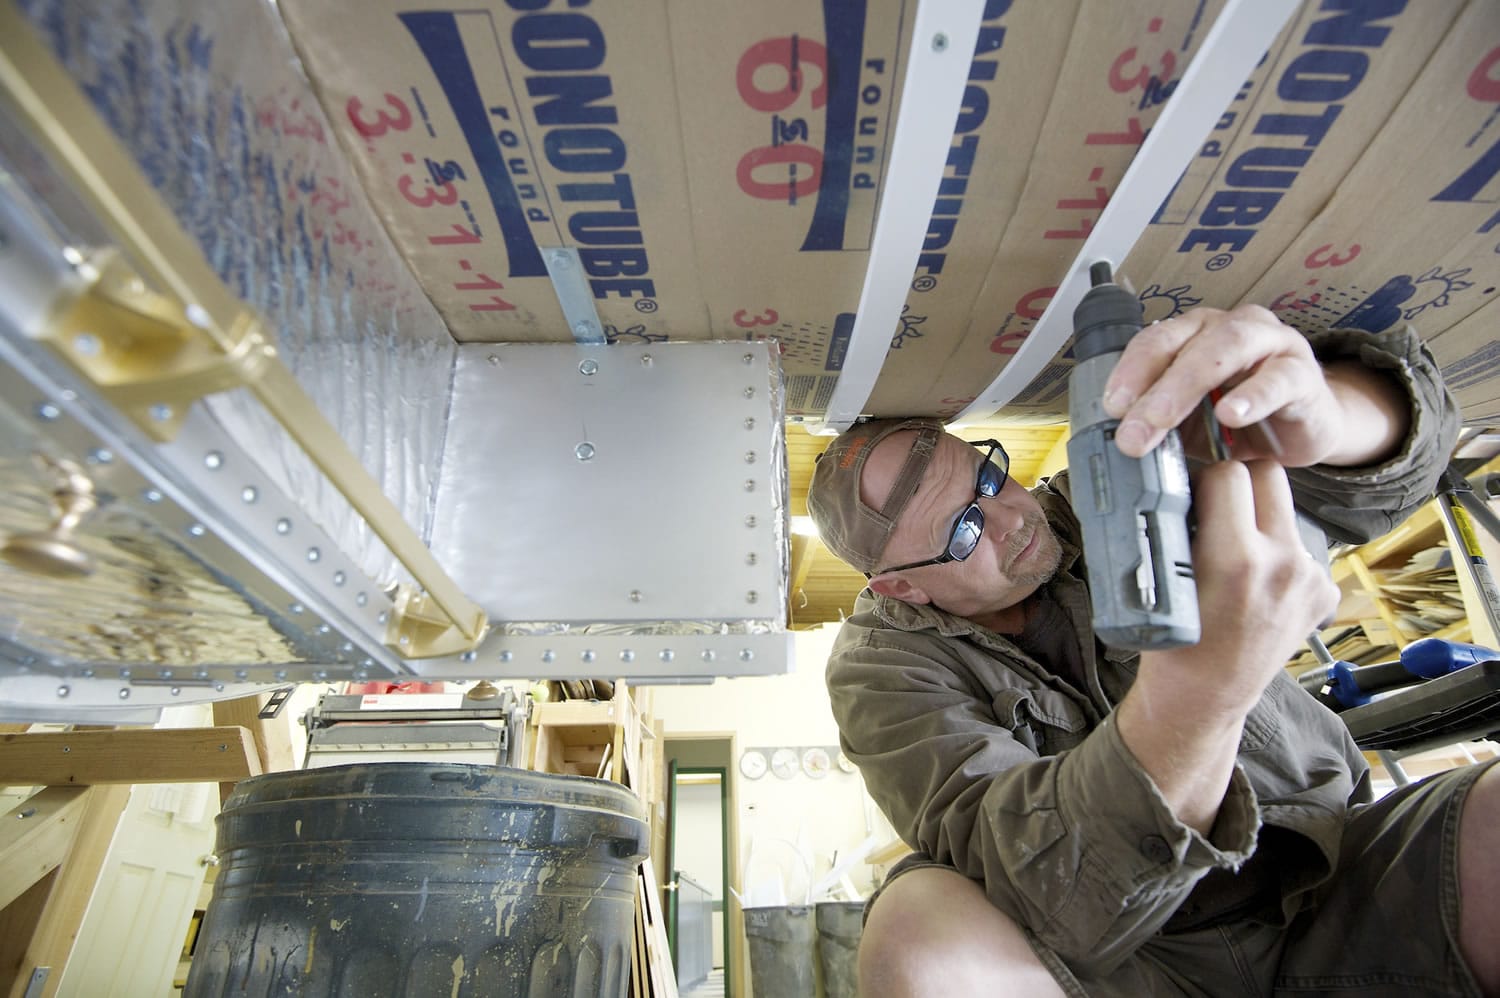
[1427,296,1500,422]
[865,0,1230,418]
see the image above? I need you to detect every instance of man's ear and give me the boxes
[868,572,930,605]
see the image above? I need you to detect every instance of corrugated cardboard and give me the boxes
[865,0,1229,418]
[1426,296,1500,422]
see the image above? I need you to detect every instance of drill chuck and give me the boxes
[1066,263,1200,650]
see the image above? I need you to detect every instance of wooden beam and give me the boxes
[0,869,58,998]
[6,785,130,998]
[212,690,296,774]
[0,788,87,912]
[0,727,262,786]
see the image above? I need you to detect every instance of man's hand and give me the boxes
[1115,460,1341,834]
[1101,305,1409,468]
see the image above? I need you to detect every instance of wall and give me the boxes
[648,625,895,903]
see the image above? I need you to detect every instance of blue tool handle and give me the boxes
[1399,638,1499,679]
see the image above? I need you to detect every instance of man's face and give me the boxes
[862,431,1062,622]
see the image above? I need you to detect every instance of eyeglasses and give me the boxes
[877,439,1010,574]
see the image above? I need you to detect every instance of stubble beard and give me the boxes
[1007,509,1063,590]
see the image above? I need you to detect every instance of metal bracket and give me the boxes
[386,584,491,659]
[40,251,275,443]
[256,687,294,720]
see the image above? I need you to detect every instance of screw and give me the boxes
[56,685,69,698]
[745,515,758,528]
[574,320,596,339]
[36,403,61,421]
[241,486,258,503]
[185,303,212,329]
[290,602,305,615]
[579,358,599,376]
[660,649,675,662]
[744,353,754,364]
[188,524,206,538]
[314,670,328,681]
[550,250,572,270]
[204,451,224,470]
[73,332,100,356]
[640,354,653,367]
[356,592,368,607]
[621,650,635,663]
[143,489,163,503]
[745,451,757,464]
[89,448,113,465]
[744,386,755,399]
[333,571,346,586]
[149,403,173,422]
[630,590,643,603]
[460,650,477,663]
[377,611,389,625]
[747,553,758,566]
[702,650,716,662]
[487,354,500,366]
[744,479,755,492]
[499,650,513,663]
[275,518,292,535]
[18,807,36,818]
[582,650,596,663]
[576,442,596,461]
[170,686,181,696]
[235,669,248,680]
[118,688,130,700]
[745,417,756,430]
[932,32,949,51]
[747,591,759,604]
[740,649,755,662]
[307,547,321,562]
[542,650,556,663]
[275,670,288,681]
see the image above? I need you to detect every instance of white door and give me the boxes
[56,705,220,998]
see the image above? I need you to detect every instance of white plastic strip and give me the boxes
[818,0,987,432]
[954,0,1300,425]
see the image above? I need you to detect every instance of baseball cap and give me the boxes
[807,417,946,574]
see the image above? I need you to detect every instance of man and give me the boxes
[807,305,1496,997]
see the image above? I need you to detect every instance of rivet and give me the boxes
[640,354,653,367]
[62,246,85,266]
[118,688,130,700]
[81,668,94,678]
[740,649,755,661]
[542,649,556,663]
[582,650,596,663]
[399,635,410,646]
[702,650,716,662]
[574,320,595,338]
[377,611,389,625]
[460,651,477,663]
[120,668,132,679]
[290,603,304,615]
[73,332,100,356]
[143,489,163,503]
[499,650,514,663]
[187,524,206,538]
[204,451,224,470]
[579,358,599,376]
[316,624,330,635]
[745,515,758,528]
[17,807,36,818]
[160,669,174,679]
[576,442,596,462]
[747,591,759,604]
[340,642,353,653]
[185,303,212,329]
[745,451,757,464]
[214,682,224,692]
[931,32,949,51]
[630,590,643,603]
[307,547,321,562]
[235,669,249,680]
[356,592,368,607]
[149,403,173,422]
[170,686,181,696]
[660,649,674,662]
[747,553,758,566]
[275,670,288,681]
[196,669,209,680]
[241,486,258,503]
[744,479,755,492]
[56,685,69,698]
[743,353,754,364]
[333,571,346,586]
[88,448,113,464]
[550,250,572,270]
[275,518,292,535]
[621,650,635,663]
[354,670,370,681]
[487,354,500,366]
[35,402,61,421]
[743,386,755,399]
[314,670,328,681]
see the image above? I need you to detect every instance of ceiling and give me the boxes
[783,420,1070,628]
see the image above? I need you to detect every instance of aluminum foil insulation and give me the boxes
[15,0,457,586]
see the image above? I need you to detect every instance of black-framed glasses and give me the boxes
[877,440,1010,574]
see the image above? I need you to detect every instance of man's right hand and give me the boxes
[1115,459,1340,835]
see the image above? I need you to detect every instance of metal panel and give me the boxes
[431,342,789,625]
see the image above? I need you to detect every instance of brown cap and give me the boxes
[807,417,946,574]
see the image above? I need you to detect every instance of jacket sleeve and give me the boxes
[1287,325,1462,544]
[828,629,1259,975]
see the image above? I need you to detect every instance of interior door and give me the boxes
[54,706,219,997]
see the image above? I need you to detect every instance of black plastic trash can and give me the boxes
[184,763,647,998]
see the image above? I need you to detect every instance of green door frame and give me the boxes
[669,765,732,997]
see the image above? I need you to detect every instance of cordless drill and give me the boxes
[1066,262,1199,649]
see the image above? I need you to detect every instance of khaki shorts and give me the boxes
[881,757,1495,997]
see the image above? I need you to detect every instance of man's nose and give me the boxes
[983,498,1025,540]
